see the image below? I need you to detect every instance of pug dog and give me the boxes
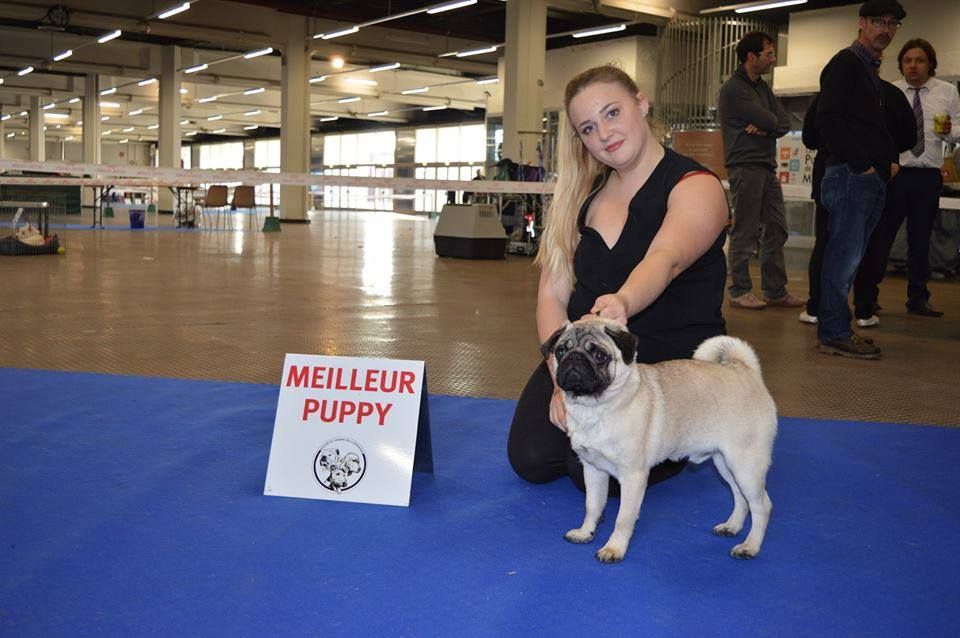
[542,317,777,563]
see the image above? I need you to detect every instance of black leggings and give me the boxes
[507,359,686,492]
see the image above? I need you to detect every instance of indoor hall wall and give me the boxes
[775,0,960,95]
[487,35,660,116]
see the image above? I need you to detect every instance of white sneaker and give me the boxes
[856,315,880,328]
[798,310,818,324]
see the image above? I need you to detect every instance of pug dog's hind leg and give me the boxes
[596,471,648,564]
[564,462,609,544]
[711,453,749,537]
[726,460,773,559]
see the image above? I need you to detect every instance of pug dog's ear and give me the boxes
[604,326,638,364]
[540,323,568,359]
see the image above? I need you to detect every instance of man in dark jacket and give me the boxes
[799,82,915,327]
[718,31,803,311]
[815,0,907,359]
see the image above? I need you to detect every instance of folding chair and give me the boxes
[201,185,229,229]
[230,185,261,230]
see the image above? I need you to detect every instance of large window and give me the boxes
[414,123,485,212]
[197,142,244,169]
[180,146,191,170]
[253,139,281,206]
[322,131,396,210]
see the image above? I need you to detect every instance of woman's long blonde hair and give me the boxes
[535,65,641,284]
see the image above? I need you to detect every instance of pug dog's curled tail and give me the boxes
[692,336,761,374]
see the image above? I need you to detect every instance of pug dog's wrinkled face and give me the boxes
[541,318,638,397]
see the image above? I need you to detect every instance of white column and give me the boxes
[502,0,546,164]
[0,120,5,159]
[29,95,44,161]
[280,15,311,221]
[83,74,101,164]
[158,46,182,213]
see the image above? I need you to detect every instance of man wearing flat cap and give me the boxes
[814,0,909,360]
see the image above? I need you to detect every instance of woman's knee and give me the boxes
[507,441,566,484]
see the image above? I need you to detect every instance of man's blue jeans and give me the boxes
[818,164,886,342]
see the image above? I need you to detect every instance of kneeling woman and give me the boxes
[507,65,729,490]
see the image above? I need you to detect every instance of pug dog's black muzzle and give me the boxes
[556,351,605,396]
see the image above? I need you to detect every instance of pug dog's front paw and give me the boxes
[595,544,625,563]
[564,528,595,544]
[712,523,740,537]
[730,542,759,559]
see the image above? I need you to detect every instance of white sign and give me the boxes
[264,354,431,507]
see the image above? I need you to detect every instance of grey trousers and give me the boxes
[727,164,789,300]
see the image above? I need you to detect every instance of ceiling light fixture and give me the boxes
[427,0,477,14]
[475,77,499,85]
[309,75,327,84]
[320,116,339,122]
[244,124,258,130]
[368,110,389,116]
[317,26,359,40]
[185,63,208,74]
[100,101,120,108]
[369,63,400,73]
[212,128,226,134]
[207,114,223,120]
[44,113,69,119]
[185,131,198,136]
[244,109,261,116]
[197,96,218,103]
[18,66,34,76]
[129,109,144,116]
[244,47,273,59]
[100,87,117,96]
[243,87,265,96]
[338,96,360,103]
[0,114,10,121]
[346,78,378,86]
[455,46,497,58]
[69,97,80,104]
[700,0,806,14]
[122,127,134,132]
[148,124,159,129]
[97,30,122,44]
[572,24,626,38]
[42,103,56,110]
[401,87,428,94]
[157,3,191,20]
[53,50,73,62]
[423,105,447,111]
[138,78,158,86]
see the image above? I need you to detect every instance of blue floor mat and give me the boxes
[1,368,958,636]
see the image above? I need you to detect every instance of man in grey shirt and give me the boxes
[718,31,804,310]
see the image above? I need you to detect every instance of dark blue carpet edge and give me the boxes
[1,367,958,637]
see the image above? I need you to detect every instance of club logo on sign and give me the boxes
[314,438,367,494]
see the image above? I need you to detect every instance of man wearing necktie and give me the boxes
[855,38,960,320]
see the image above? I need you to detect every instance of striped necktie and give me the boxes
[910,87,924,157]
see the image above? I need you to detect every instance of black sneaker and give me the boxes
[906,301,943,317]
[819,334,882,360]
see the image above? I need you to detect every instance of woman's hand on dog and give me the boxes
[549,387,568,432]
[587,293,630,326]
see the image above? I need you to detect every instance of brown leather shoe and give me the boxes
[730,292,767,310]
[818,334,881,360]
[764,292,806,308]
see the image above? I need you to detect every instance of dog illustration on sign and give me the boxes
[314,439,367,494]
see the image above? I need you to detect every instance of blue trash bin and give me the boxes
[129,209,145,229]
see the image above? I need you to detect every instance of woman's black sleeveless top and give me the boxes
[566,147,727,364]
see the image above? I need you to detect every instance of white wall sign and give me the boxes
[264,354,432,507]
